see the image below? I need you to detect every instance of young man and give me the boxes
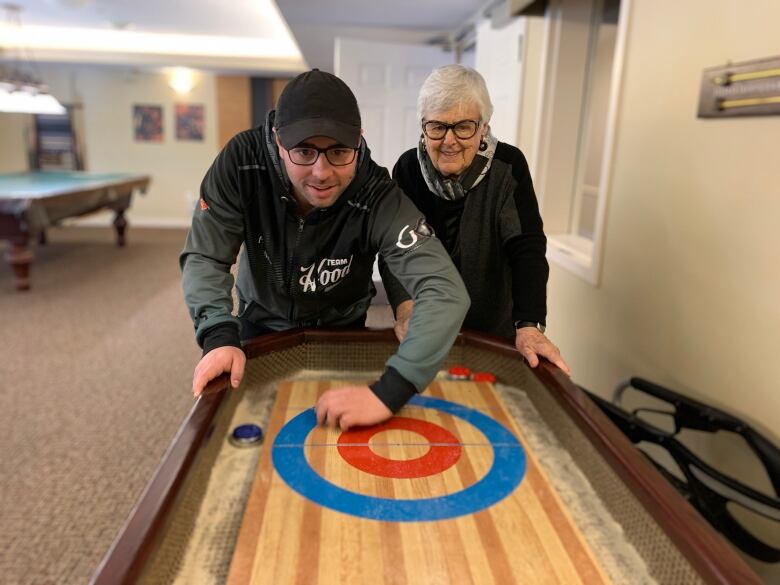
[180,69,469,430]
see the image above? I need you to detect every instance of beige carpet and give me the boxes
[0,225,394,585]
[0,227,200,585]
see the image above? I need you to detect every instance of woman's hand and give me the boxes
[515,328,571,376]
[394,300,414,342]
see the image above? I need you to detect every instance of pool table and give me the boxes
[0,170,151,291]
[90,330,761,585]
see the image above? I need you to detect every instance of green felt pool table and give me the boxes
[0,170,150,290]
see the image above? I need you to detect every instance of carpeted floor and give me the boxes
[0,225,394,585]
[0,226,204,585]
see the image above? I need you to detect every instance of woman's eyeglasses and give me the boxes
[422,119,480,140]
[287,146,358,166]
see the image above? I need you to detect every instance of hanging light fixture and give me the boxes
[0,3,66,115]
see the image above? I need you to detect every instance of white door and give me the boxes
[335,37,455,170]
[335,38,454,307]
[475,17,527,146]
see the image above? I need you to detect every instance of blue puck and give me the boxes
[230,423,263,446]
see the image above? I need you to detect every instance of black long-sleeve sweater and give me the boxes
[380,143,548,340]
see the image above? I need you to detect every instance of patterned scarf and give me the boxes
[417,131,498,201]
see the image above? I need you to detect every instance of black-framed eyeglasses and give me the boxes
[287,145,358,166]
[422,119,481,140]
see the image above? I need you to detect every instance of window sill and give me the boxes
[547,233,599,285]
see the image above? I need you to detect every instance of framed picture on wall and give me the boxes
[133,105,164,142]
[175,103,204,141]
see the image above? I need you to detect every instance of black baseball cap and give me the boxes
[275,69,361,149]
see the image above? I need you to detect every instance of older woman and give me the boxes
[380,64,569,374]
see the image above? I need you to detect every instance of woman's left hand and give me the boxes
[393,300,414,342]
[515,328,571,376]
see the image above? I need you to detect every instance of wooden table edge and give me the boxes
[89,328,762,585]
[459,330,762,585]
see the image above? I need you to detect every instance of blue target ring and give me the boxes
[272,395,526,522]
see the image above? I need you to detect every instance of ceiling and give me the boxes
[1,0,491,74]
[5,0,285,36]
[277,0,489,71]
[276,0,485,30]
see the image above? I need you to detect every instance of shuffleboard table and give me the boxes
[90,330,762,585]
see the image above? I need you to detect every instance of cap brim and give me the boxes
[277,118,361,149]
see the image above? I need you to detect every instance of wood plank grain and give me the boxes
[294,383,328,585]
[229,378,614,585]
[226,381,293,585]
[474,381,608,585]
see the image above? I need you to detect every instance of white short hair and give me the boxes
[417,64,494,124]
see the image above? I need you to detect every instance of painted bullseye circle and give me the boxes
[272,395,526,522]
[337,416,462,479]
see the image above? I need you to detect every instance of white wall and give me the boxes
[543,1,780,577]
[0,64,220,226]
[550,0,780,437]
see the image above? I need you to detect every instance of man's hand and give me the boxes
[192,346,246,397]
[315,385,393,431]
[515,328,571,376]
[394,300,414,342]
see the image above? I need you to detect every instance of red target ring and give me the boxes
[337,417,462,479]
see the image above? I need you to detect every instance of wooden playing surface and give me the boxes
[226,378,613,585]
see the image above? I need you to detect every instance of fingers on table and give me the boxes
[230,352,246,388]
[315,392,344,428]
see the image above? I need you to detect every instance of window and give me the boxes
[33,109,83,170]
[532,0,629,284]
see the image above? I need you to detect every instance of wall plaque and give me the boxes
[698,56,780,118]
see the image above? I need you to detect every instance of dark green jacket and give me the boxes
[180,119,469,411]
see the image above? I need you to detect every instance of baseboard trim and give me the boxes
[63,215,192,229]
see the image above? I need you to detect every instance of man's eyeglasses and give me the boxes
[287,145,358,166]
[422,119,481,140]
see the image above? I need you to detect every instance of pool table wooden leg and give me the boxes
[5,241,33,291]
[113,209,127,247]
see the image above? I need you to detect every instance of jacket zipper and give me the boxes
[287,216,305,321]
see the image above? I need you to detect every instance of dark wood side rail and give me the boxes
[461,330,762,585]
[89,391,225,585]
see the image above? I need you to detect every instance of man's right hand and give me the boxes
[192,346,246,397]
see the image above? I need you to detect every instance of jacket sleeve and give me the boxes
[369,185,470,395]
[498,146,549,325]
[180,138,246,351]
[376,156,418,313]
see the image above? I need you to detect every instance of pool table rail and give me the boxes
[0,171,150,291]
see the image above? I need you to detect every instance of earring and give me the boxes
[479,138,488,151]
[420,134,427,151]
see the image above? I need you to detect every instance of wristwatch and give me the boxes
[514,320,546,333]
